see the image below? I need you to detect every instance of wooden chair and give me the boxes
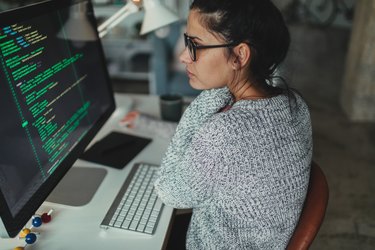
[287,161,329,250]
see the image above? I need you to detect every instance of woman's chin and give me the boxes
[189,79,204,90]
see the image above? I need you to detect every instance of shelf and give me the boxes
[94,5,151,81]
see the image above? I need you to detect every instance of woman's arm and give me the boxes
[154,118,224,208]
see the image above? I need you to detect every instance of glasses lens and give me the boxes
[183,34,196,61]
[184,33,188,47]
[187,41,195,61]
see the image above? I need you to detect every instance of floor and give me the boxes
[112,23,375,249]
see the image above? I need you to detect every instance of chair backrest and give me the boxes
[287,161,329,250]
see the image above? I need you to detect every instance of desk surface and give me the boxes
[1,93,175,250]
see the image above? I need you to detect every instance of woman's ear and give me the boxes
[231,43,251,70]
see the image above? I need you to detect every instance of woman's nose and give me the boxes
[179,47,192,64]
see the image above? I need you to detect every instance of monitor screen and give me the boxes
[0,0,115,237]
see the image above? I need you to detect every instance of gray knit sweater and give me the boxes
[154,87,313,249]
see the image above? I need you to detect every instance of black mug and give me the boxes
[159,94,183,122]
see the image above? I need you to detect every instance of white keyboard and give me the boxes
[100,163,164,235]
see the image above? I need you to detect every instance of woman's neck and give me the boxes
[228,80,269,102]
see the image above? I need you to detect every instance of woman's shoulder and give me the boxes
[205,93,310,132]
[196,109,257,141]
[233,92,309,120]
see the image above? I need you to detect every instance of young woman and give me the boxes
[152,0,313,249]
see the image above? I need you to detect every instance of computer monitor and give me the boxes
[0,0,115,238]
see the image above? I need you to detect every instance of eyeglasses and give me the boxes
[184,33,237,62]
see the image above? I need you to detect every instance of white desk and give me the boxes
[1,93,175,250]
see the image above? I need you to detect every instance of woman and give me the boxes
[128,0,312,249]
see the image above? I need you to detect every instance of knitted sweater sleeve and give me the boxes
[154,87,232,208]
[154,122,223,208]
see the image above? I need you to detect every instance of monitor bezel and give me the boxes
[0,0,115,238]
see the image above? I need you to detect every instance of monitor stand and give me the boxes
[46,167,107,206]
[46,132,151,206]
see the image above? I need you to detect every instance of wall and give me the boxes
[341,0,375,121]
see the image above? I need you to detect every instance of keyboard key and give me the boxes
[129,221,138,231]
[137,224,146,232]
[145,226,154,234]
[122,220,131,228]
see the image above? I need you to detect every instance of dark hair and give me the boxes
[190,0,291,96]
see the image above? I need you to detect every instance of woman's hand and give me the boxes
[119,111,140,128]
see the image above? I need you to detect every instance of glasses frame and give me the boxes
[184,33,237,62]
